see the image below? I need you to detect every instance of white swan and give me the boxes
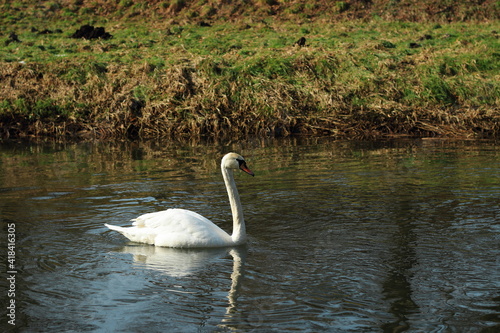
[104,152,254,248]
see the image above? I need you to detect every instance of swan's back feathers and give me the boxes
[132,208,210,228]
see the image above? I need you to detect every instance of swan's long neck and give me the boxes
[222,166,246,244]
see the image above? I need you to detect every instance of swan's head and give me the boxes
[222,153,254,176]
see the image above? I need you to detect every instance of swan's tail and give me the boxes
[104,223,156,245]
[104,223,126,233]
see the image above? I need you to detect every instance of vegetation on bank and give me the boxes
[0,0,499,140]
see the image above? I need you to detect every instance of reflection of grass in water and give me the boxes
[0,8,499,139]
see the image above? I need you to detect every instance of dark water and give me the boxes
[1,138,499,332]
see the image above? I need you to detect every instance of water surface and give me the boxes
[1,138,499,332]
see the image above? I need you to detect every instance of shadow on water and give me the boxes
[381,210,419,332]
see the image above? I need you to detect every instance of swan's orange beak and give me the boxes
[240,162,254,176]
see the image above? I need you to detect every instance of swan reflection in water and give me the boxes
[114,244,246,327]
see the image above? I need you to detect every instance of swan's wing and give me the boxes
[109,208,232,247]
[131,208,213,229]
[134,208,232,244]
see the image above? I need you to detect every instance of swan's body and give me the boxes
[105,153,254,248]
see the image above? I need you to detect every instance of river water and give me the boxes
[1,138,499,332]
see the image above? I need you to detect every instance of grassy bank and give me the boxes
[1,1,499,140]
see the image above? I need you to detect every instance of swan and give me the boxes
[104,152,254,248]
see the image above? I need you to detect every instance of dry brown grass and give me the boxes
[2,52,499,140]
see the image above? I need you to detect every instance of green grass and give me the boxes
[0,3,499,139]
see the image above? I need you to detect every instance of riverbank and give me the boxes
[1,1,499,140]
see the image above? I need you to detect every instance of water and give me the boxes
[1,138,499,332]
